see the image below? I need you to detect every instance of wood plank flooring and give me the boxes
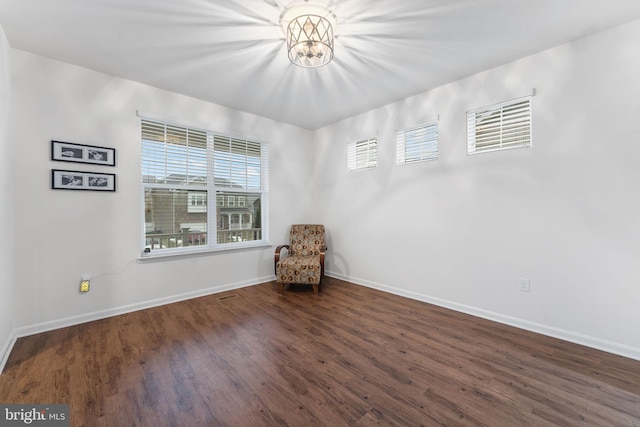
[1,277,640,426]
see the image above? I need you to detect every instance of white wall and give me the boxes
[314,19,640,360]
[0,25,15,372]
[4,18,640,364]
[8,49,315,333]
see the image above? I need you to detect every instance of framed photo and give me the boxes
[51,169,116,192]
[51,140,116,166]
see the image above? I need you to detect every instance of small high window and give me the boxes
[467,96,532,155]
[396,121,438,164]
[348,137,378,171]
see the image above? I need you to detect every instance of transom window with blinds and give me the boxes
[141,118,268,256]
[396,121,438,164]
[467,96,532,155]
[347,137,378,171]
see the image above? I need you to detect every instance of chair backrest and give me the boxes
[289,224,325,256]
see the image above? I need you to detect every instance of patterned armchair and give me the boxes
[274,224,326,294]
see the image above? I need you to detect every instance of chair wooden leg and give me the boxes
[312,284,318,295]
[278,283,284,293]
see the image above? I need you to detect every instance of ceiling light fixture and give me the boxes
[280,3,337,68]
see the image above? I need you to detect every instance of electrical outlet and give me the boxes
[80,279,90,293]
[519,278,530,293]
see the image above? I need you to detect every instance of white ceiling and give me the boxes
[1,0,640,129]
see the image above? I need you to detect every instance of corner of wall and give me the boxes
[0,332,17,374]
[0,23,16,375]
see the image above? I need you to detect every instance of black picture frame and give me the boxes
[51,140,116,167]
[51,169,116,192]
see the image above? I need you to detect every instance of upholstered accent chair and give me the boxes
[275,224,326,294]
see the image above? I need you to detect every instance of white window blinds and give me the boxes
[141,121,208,186]
[396,121,438,164]
[213,135,264,190]
[347,137,378,171]
[467,96,532,155]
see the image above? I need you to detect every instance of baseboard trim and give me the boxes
[14,275,275,339]
[326,272,640,362]
[7,272,639,370]
[0,330,17,374]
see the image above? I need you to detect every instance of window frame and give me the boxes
[140,118,269,258]
[396,120,439,165]
[347,137,378,171]
[467,96,533,155]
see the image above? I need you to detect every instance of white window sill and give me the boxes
[139,241,272,261]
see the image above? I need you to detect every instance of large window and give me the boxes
[467,96,532,155]
[141,119,268,255]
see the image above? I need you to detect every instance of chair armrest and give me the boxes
[274,245,290,270]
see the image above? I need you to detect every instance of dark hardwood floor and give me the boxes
[1,277,639,426]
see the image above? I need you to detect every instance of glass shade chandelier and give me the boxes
[280,3,337,68]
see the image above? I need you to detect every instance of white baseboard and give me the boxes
[326,271,640,362]
[14,275,275,339]
[5,272,638,374]
[0,330,17,374]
